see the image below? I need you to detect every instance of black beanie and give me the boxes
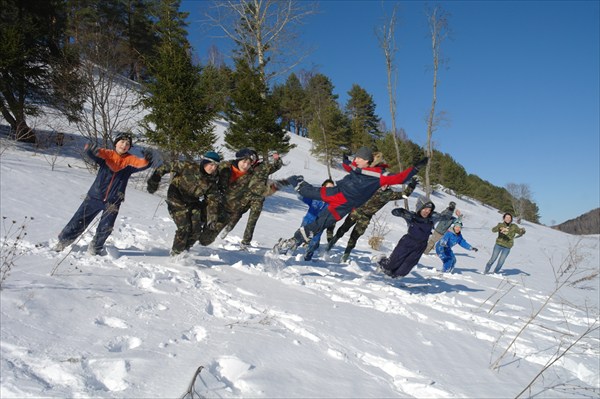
[113,133,133,147]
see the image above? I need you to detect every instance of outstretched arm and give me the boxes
[146,161,173,193]
[391,207,413,221]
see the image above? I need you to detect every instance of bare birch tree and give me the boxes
[506,182,532,223]
[74,12,142,148]
[424,5,450,199]
[77,62,142,148]
[376,3,409,209]
[204,0,317,87]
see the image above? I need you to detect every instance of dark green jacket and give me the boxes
[492,222,525,248]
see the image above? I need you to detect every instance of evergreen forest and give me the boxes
[0,0,540,223]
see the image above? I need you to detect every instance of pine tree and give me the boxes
[124,0,160,82]
[1,0,83,142]
[223,58,292,157]
[141,0,216,160]
[308,104,350,167]
[304,73,350,173]
[280,73,306,136]
[345,84,381,150]
[198,63,233,117]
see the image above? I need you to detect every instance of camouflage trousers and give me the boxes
[328,212,372,254]
[222,197,265,245]
[167,200,205,254]
[196,207,230,247]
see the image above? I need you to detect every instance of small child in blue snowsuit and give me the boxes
[300,179,335,261]
[435,221,478,273]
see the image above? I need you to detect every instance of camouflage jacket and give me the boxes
[217,158,283,214]
[246,158,283,198]
[491,222,525,249]
[147,161,220,214]
[351,184,415,219]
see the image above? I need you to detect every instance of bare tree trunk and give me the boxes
[206,0,316,88]
[424,5,449,200]
[377,4,409,209]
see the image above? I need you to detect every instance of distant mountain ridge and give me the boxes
[553,208,600,235]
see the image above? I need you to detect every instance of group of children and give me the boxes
[53,136,525,277]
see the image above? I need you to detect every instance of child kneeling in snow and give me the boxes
[435,221,478,273]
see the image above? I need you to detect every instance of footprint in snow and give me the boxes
[84,358,130,392]
[105,335,142,352]
[95,316,129,329]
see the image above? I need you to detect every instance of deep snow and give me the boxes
[1,120,599,398]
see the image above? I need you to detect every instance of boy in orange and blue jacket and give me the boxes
[54,133,152,255]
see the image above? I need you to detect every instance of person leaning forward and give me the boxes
[146,151,222,255]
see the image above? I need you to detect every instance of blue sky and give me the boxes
[181,0,599,226]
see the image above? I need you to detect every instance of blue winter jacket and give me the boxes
[301,197,328,226]
[436,231,473,253]
[85,146,151,204]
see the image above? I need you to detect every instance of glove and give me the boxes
[147,179,159,194]
[471,247,478,252]
[413,157,429,171]
[407,177,418,190]
[286,175,304,190]
[391,207,403,217]
[143,149,154,166]
[85,142,99,155]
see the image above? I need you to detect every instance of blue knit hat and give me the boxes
[451,220,463,228]
[202,151,221,164]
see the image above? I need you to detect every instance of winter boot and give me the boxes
[273,237,299,255]
[219,225,233,240]
[304,250,315,261]
[374,256,394,277]
[53,239,74,252]
[239,242,249,252]
[88,242,107,256]
[340,252,350,263]
[326,235,340,252]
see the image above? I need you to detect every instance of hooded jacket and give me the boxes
[391,200,441,243]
